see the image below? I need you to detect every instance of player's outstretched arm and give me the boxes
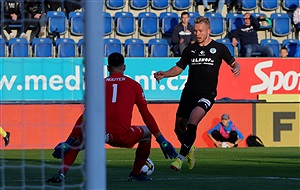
[153,66,183,83]
[156,134,178,159]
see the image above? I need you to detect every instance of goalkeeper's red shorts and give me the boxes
[106,125,144,148]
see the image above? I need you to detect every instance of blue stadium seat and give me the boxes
[104,12,113,36]
[148,38,169,57]
[104,38,122,57]
[205,12,224,36]
[151,0,169,10]
[226,13,244,34]
[216,38,235,57]
[8,38,29,57]
[130,0,149,10]
[55,38,76,57]
[106,0,125,10]
[138,12,159,36]
[282,0,299,11]
[124,38,145,57]
[78,38,84,57]
[32,38,53,57]
[282,39,299,57]
[260,0,279,11]
[0,38,6,57]
[260,39,280,57]
[270,13,291,37]
[114,12,135,36]
[69,11,83,36]
[46,11,67,36]
[188,12,201,26]
[242,0,257,10]
[159,12,179,35]
[172,0,191,10]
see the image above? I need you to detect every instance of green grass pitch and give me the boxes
[1,147,300,189]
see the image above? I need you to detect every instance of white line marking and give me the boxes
[108,176,300,181]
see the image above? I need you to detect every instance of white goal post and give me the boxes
[84,0,106,189]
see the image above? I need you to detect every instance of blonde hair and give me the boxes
[194,16,211,28]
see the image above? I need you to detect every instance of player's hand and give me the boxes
[231,66,240,77]
[52,142,71,159]
[231,62,240,77]
[153,71,164,84]
[215,141,222,148]
[227,142,235,148]
[156,135,178,159]
[231,38,238,47]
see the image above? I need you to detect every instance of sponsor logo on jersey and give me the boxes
[210,48,217,54]
[198,50,205,56]
[191,57,214,65]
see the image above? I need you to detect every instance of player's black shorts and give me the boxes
[176,91,215,120]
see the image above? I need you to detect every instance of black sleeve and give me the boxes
[176,46,190,70]
[250,15,260,30]
[17,2,23,18]
[220,43,235,66]
[4,3,10,17]
[231,27,240,41]
[171,25,180,44]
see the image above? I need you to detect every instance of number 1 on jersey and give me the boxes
[112,84,117,103]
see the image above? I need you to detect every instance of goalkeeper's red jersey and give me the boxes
[105,72,159,135]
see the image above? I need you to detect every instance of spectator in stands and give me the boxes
[25,0,47,40]
[2,0,35,40]
[207,113,244,148]
[45,0,81,16]
[202,0,225,14]
[202,0,214,12]
[45,0,63,12]
[280,47,289,58]
[226,0,242,14]
[231,13,273,57]
[293,6,300,38]
[171,12,196,56]
[64,0,81,16]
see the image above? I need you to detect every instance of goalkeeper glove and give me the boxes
[156,135,178,159]
[52,142,71,159]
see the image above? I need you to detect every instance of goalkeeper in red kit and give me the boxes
[47,52,178,183]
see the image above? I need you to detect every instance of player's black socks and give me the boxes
[180,124,197,156]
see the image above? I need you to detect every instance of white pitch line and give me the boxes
[108,176,300,181]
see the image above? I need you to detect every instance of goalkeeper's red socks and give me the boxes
[132,141,151,175]
[59,148,80,175]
